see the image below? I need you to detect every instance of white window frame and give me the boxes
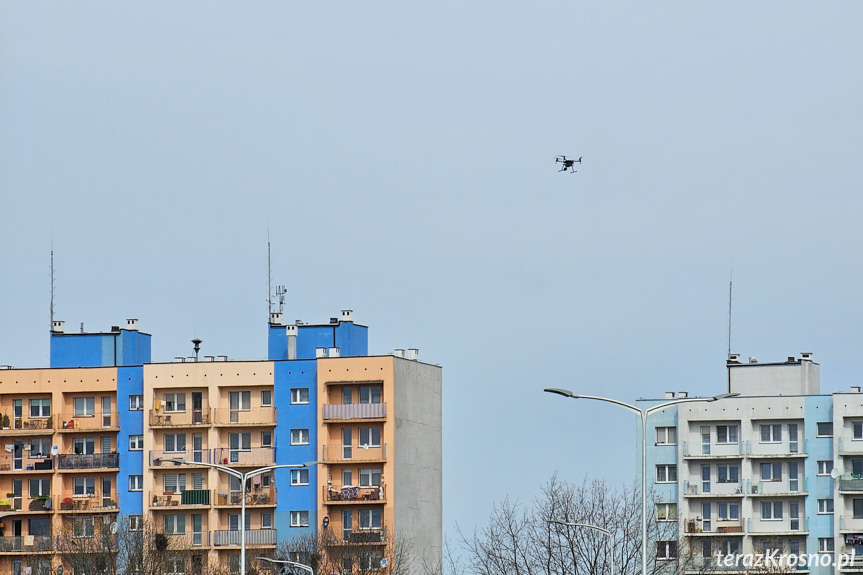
[819,538,834,553]
[717,464,739,484]
[129,515,143,531]
[129,475,143,491]
[817,422,833,437]
[262,513,272,529]
[129,395,143,411]
[655,427,677,445]
[29,398,51,418]
[73,517,95,538]
[718,502,739,520]
[74,397,96,417]
[129,435,144,450]
[73,477,95,497]
[818,499,834,514]
[290,510,309,527]
[290,388,309,405]
[290,429,310,446]
[656,465,677,483]
[761,462,782,481]
[761,501,783,520]
[261,431,273,448]
[163,393,186,413]
[164,433,186,453]
[717,425,739,444]
[656,541,677,560]
[817,460,833,476]
[290,469,309,486]
[359,468,381,487]
[359,427,381,448]
[855,422,863,440]
[359,508,382,530]
[760,424,782,443]
[164,514,186,535]
[657,503,677,522]
[261,390,272,407]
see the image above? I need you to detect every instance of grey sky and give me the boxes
[3,1,863,540]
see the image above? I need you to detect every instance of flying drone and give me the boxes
[556,155,582,173]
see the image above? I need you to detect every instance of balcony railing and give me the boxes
[682,441,744,458]
[56,412,119,430]
[0,536,54,553]
[840,476,863,492]
[58,453,119,470]
[324,484,386,502]
[745,439,808,458]
[167,531,212,548]
[215,486,276,506]
[337,528,388,544]
[213,447,275,467]
[839,438,863,455]
[322,403,387,421]
[9,417,54,432]
[150,450,212,466]
[149,408,211,427]
[56,492,118,512]
[213,529,277,546]
[212,407,277,426]
[322,444,387,463]
[150,490,212,508]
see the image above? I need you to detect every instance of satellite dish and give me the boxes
[110,522,119,534]
[43,498,52,510]
[831,468,841,479]
[381,558,389,568]
[322,516,330,528]
[50,445,59,456]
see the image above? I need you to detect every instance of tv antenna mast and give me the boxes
[267,238,286,318]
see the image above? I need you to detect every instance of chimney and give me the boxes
[126,318,139,331]
[665,392,676,399]
[406,349,419,361]
[852,386,862,393]
[52,320,65,333]
[286,324,297,360]
[394,349,405,358]
[330,317,339,325]
[749,357,758,364]
[678,391,688,399]
[800,352,813,362]
[315,347,327,359]
[328,347,340,358]
[216,355,228,362]
[269,312,283,326]
[111,326,120,333]
[341,310,354,323]
[727,353,740,364]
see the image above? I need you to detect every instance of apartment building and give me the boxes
[639,353,863,575]
[0,310,441,575]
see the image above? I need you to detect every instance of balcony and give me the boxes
[324,484,386,503]
[322,444,387,463]
[166,531,212,548]
[748,478,808,497]
[745,439,808,458]
[149,408,211,428]
[323,403,387,421]
[150,489,212,508]
[214,485,276,507]
[57,453,119,471]
[55,412,119,432]
[683,556,748,573]
[840,476,863,493]
[213,529,277,547]
[213,447,275,467]
[212,407,276,427]
[0,417,54,436]
[150,450,212,467]
[839,439,863,456]
[682,441,744,459]
[0,536,54,553]
[329,527,388,545]
[0,457,54,472]
[684,481,744,497]
[747,515,808,535]
[684,518,744,534]
[56,493,118,512]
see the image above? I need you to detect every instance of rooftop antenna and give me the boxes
[268,235,272,318]
[49,246,55,330]
[727,271,733,355]
[192,338,202,361]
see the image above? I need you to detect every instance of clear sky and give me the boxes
[3,1,863,541]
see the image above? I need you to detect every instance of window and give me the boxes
[261,431,272,448]
[359,427,381,447]
[164,393,186,413]
[656,465,677,483]
[761,462,782,481]
[129,435,144,450]
[818,499,834,514]
[164,434,186,453]
[73,437,95,455]
[261,390,272,407]
[262,513,272,529]
[164,514,186,535]
[73,397,95,417]
[359,386,382,404]
[854,499,863,519]
[717,464,739,483]
[29,399,50,418]
[129,475,143,491]
[290,510,309,527]
[657,503,677,522]
[291,429,309,445]
[359,508,382,530]
[359,468,382,487]
[29,479,50,497]
[819,538,834,553]
[817,422,833,437]
[73,517,95,538]
[29,437,50,458]
[165,555,185,575]
[129,515,143,531]
[761,501,783,520]
[855,422,863,440]
[760,424,782,443]
[129,395,143,411]
[290,469,309,486]
[718,503,739,520]
[74,477,95,496]
[290,388,309,405]
[818,461,833,475]
[164,474,187,493]
[342,388,352,405]
[229,391,251,411]
[656,427,677,445]
[656,541,678,560]
[717,425,739,444]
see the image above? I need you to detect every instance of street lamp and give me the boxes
[256,556,314,575]
[164,458,321,575]
[544,389,738,575]
[548,519,615,575]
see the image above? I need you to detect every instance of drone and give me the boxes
[556,155,582,173]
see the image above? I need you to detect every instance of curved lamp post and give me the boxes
[549,519,615,575]
[165,458,320,575]
[544,389,738,575]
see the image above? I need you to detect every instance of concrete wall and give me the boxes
[729,359,820,397]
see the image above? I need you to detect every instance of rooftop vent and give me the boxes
[406,349,419,361]
[853,386,862,393]
[126,318,139,331]
[216,355,227,362]
[678,391,688,398]
[269,312,283,326]
[665,392,676,399]
[394,349,405,358]
[0,365,12,370]
[800,352,813,361]
[749,357,758,364]
[315,347,327,359]
[787,356,796,363]
[341,310,354,322]
[204,356,215,362]
[174,357,186,363]
[727,353,740,363]
[111,326,121,333]
[330,317,339,324]
[328,347,340,358]
[286,324,297,336]
[52,320,65,333]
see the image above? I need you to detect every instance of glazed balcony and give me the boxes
[212,407,277,427]
[57,453,119,471]
[149,450,212,467]
[215,485,276,507]
[213,528,277,547]
[322,403,387,421]
[0,536,54,553]
[324,484,386,503]
[150,489,212,509]
[322,444,387,463]
[55,412,119,432]
[149,408,211,428]
[213,447,275,467]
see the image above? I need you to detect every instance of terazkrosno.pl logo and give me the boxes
[715,550,857,569]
